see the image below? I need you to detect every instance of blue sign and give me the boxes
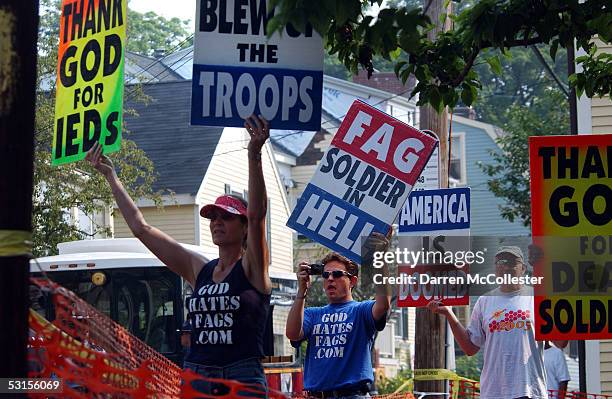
[398,187,471,233]
[191,65,323,130]
[287,184,389,264]
[192,0,324,130]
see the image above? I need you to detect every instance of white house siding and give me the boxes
[113,204,197,244]
[591,40,612,135]
[196,127,294,277]
[588,39,612,396]
[601,340,612,394]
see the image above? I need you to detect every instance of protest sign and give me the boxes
[287,100,438,264]
[413,146,439,191]
[397,264,469,307]
[398,187,470,233]
[396,188,471,307]
[530,134,611,340]
[191,0,323,130]
[53,0,126,166]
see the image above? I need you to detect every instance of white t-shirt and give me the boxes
[544,346,571,398]
[466,286,547,399]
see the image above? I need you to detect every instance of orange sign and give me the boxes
[529,134,611,340]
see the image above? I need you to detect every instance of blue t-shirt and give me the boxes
[294,300,385,391]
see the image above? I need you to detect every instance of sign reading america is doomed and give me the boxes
[530,134,611,340]
[287,100,439,264]
[191,0,323,130]
[397,188,471,307]
[53,0,127,165]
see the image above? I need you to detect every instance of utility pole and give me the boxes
[567,44,587,394]
[0,0,39,379]
[414,0,452,396]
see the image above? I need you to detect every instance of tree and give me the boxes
[470,45,568,127]
[126,10,192,56]
[455,351,483,381]
[269,0,611,111]
[377,368,413,394]
[478,89,569,226]
[34,1,166,256]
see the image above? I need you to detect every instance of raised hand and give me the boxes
[296,261,311,296]
[85,142,115,178]
[244,114,270,156]
[427,299,451,317]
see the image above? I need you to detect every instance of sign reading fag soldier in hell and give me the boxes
[530,134,612,340]
[287,100,439,264]
[191,0,324,131]
[53,0,126,166]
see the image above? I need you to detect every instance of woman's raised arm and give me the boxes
[85,143,206,287]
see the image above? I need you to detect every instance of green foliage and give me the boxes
[377,368,413,394]
[126,10,192,56]
[455,353,482,381]
[33,1,166,256]
[324,53,352,80]
[572,49,612,98]
[471,44,568,127]
[478,89,569,227]
[269,0,612,110]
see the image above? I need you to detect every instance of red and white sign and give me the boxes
[331,101,437,184]
[397,264,470,307]
[287,100,438,264]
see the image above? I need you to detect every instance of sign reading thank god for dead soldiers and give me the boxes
[530,134,612,340]
[287,100,439,264]
[53,0,127,166]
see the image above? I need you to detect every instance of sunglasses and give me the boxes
[495,258,521,268]
[322,270,353,279]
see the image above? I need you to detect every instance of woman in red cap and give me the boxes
[87,115,271,397]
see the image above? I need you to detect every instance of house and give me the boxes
[576,39,612,396]
[110,78,297,357]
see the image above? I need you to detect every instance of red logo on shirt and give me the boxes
[488,309,532,332]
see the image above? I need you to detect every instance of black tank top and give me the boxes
[185,258,271,365]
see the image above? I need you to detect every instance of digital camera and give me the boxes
[307,263,324,275]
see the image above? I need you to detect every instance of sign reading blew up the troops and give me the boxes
[191,0,323,130]
[287,100,439,264]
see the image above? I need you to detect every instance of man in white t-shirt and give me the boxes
[428,246,565,399]
[544,341,571,399]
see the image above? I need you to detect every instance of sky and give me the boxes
[128,0,386,26]
[129,0,196,24]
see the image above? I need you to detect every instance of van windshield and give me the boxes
[41,268,181,358]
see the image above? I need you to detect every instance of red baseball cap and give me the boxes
[200,195,248,219]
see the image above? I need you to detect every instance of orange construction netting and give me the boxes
[28,277,284,398]
[28,277,418,399]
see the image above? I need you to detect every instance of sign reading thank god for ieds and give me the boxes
[53,0,126,166]
[191,0,323,130]
[287,100,439,264]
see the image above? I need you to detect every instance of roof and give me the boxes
[352,70,417,98]
[125,51,184,83]
[124,80,224,195]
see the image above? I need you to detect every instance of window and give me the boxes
[274,334,285,356]
[569,341,578,359]
[449,133,466,186]
[394,309,409,339]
